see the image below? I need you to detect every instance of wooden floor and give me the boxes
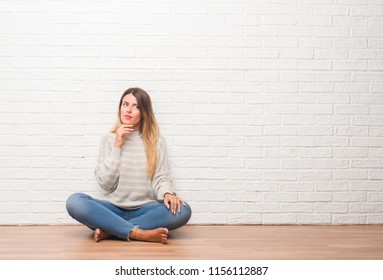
[0,225,382,260]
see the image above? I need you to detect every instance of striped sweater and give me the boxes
[94,131,174,209]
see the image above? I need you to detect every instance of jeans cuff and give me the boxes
[127,226,139,242]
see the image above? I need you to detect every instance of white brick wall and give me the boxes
[0,0,383,225]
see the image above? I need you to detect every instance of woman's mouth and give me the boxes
[125,115,132,120]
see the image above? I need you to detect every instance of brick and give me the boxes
[332,215,367,225]
[209,181,245,191]
[352,95,383,105]
[246,159,280,169]
[368,214,383,224]
[315,49,349,59]
[351,137,383,147]
[334,148,368,158]
[229,170,263,180]
[315,180,349,192]
[334,16,368,27]
[299,193,331,202]
[192,147,227,157]
[246,71,279,82]
[187,214,227,224]
[210,137,245,147]
[262,214,297,224]
[334,170,368,180]
[229,148,263,158]
[264,171,298,181]
[314,159,349,169]
[369,148,383,157]
[227,214,262,224]
[335,105,369,115]
[193,192,227,202]
[210,158,244,168]
[315,203,348,213]
[299,126,333,136]
[351,50,383,59]
[333,38,368,49]
[264,148,298,158]
[283,159,314,169]
[283,94,315,104]
[316,136,349,147]
[317,115,350,125]
[335,83,369,93]
[281,203,314,213]
[228,59,262,70]
[246,94,281,104]
[333,61,368,71]
[229,192,262,202]
[247,137,280,147]
[264,37,298,48]
[281,115,315,125]
[246,203,281,213]
[280,49,314,58]
[351,6,383,16]
[332,192,367,202]
[245,48,279,58]
[282,136,315,147]
[245,182,279,192]
[264,126,298,136]
[350,203,383,213]
[297,214,331,224]
[209,203,245,213]
[351,160,383,168]
[280,71,316,82]
[369,171,383,180]
[280,182,314,192]
[299,38,332,48]
[264,15,297,25]
[265,193,298,202]
[297,60,331,70]
[315,27,349,37]
[298,16,331,27]
[353,73,383,83]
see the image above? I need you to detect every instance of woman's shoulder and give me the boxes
[157,134,166,144]
[100,132,116,145]
[156,134,170,150]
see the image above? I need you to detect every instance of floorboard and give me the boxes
[0,225,382,260]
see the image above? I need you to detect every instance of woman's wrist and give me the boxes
[114,140,123,149]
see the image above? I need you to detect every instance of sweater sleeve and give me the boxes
[152,136,174,200]
[94,133,121,192]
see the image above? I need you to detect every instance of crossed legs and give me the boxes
[66,193,192,244]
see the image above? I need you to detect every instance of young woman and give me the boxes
[66,88,192,244]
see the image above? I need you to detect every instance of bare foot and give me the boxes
[129,228,169,244]
[94,228,112,242]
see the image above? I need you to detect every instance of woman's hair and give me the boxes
[111,87,159,179]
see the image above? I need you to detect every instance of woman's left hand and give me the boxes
[164,193,185,215]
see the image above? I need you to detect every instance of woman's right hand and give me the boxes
[114,124,134,148]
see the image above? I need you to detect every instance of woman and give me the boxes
[66,88,192,244]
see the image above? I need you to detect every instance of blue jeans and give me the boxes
[66,193,192,241]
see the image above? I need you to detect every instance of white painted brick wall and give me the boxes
[0,0,383,225]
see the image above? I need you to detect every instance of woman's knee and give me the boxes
[178,202,192,225]
[183,202,192,220]
[66,192,87,216]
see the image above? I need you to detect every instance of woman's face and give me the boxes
[120,93,141,131]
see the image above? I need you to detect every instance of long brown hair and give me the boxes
[111,88,159,179]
